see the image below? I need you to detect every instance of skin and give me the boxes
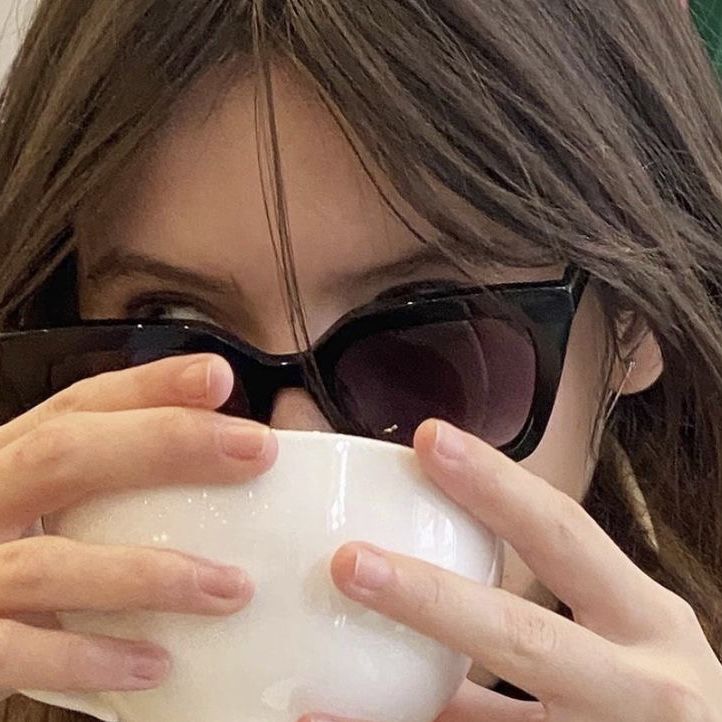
[41,63,717,719]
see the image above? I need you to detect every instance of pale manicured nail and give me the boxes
[124,646,171,688]
[178,358,214,400]
[433,420,465,461]
[218,424,273,460]
[352,548,394,591]
[196,563,251,600]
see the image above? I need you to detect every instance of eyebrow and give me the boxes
[332,245,462,290]
[85,248,234,294]
[84,245,462,295]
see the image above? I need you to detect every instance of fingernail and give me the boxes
[433,420,465,461]
[125,646,171,688]
[352,548,393,591]
[219,423,273,460]
[196,563,251,600]
[178,359,214,400]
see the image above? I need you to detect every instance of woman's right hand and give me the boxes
[0,354,276,694]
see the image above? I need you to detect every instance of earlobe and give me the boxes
[618,330,664,396]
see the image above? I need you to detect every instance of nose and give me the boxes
[269,388,335,432]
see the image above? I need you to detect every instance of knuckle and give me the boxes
[648,677,712,722]
[0,540,45,592]
[156,407,199,440]
[126,550,187,603]
[39,382,88,421]
[548,494,584,548]
[127,551,163,588]
[12,420,82,477]
[0,537,73,595]
[154,408,213,459]
[62,635,100,687]
[652,587,703,637]
[667,595,702,631]
[411,571,447,618]
[501,602,560,662]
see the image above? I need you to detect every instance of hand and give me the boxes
[0,354,275,693]
[299,419,722,722]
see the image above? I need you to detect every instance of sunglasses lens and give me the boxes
[333,317,537,449]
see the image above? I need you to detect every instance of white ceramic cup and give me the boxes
[21,429,502,722]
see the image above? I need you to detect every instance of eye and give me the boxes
[373,278,468,302]
[124,293,219,325]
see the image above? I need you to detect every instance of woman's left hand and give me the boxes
[298,419,722,722]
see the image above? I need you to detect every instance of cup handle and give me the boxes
[18,689,119,722]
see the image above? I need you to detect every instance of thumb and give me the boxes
[436,680,544,722]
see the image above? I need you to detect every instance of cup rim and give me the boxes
[269,428,418,458]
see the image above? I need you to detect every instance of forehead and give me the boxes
[75,64,444,298]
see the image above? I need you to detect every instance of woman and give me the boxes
[0,0,720,720]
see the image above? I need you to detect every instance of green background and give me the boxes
[692,0,722,73]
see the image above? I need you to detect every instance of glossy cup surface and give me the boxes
[42,430,501,722]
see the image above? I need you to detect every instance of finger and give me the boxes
[298,680,544,722]
[0,407,276,531]
[433,680,544,722]
[0,353,236,448]
[6,611,61,630]
[413,419,670,642]
[0,536,253,616]
[0,620,170,691]
[330,541,632,708]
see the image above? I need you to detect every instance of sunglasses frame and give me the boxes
[0,266,588,461]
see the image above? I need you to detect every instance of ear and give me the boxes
[616,328,664,396]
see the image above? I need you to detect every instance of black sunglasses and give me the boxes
[0,267,587,461]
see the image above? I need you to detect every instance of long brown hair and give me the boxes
[2,1,722,719]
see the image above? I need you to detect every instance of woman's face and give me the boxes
[75,67,615,686]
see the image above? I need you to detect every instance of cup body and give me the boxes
[27,430,501,722]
